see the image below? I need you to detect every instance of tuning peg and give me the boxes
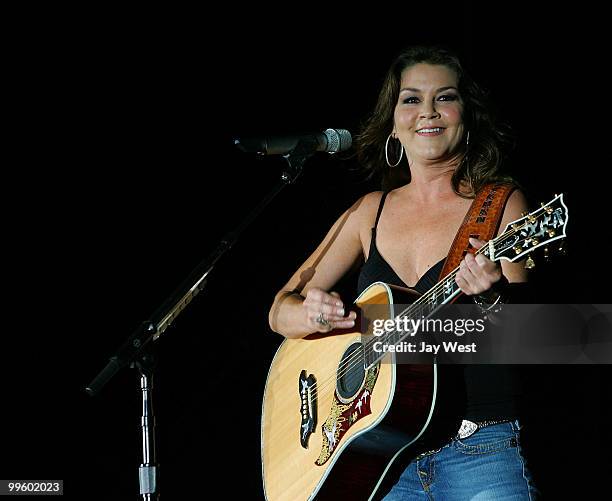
[521,211,528,217]
[525,255,536,269]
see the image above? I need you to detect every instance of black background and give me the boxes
[3,4,611,500]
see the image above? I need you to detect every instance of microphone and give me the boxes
[234,128,352,155]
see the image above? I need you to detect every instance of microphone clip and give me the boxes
[280,136,319,184]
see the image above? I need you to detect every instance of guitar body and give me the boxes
[261,282,438,501]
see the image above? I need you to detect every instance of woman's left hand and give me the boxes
[455,237,503,296]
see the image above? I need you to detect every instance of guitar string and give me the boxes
[307,211,554,399]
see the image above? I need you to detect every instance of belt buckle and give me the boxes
[456,419,479,440]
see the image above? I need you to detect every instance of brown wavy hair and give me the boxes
[355,45,514,196]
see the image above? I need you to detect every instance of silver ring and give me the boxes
[315,312,330,326]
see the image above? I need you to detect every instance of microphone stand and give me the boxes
[84,138,318,500]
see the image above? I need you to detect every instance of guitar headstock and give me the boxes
[492,194,568,263]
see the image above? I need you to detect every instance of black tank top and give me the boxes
[357,192,521,421]
[357,192,445,296]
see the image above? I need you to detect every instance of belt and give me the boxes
[415,419,513,459]
[455,418,512,439]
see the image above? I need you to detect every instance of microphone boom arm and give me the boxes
[85,135,320,396]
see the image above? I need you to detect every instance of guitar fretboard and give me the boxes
[363,271,463,368]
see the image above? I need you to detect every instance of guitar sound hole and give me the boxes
[337,343,365,400]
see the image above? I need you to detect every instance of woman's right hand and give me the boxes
[302,288,357,333]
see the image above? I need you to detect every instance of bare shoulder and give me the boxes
[505,188,529,214]
[351,190,385,226]
[498,188,529,234]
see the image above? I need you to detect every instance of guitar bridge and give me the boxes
[299,370,317,448]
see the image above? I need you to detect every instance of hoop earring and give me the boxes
[463,130,472,192]
[385,133,404,167]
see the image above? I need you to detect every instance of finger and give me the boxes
[304,288,325,305]
[456,261,478,294]
[464,252,486,277]
[309,290,342,307]
[455,273,473,295]
[304,289,342,309]
[315,302,346,318]
[474,253,489,267]
[469,237,486,249]
[314,312,356,331]
[469,250,497,271]
[310,312,333,331]
[327,309,358,323]
[465,252,497,279]
[461,261,502,295]
[328,291,344,307]
[332,318,356,329]
[308,305,356,331]
[460,258,478,281]
[456,275,481,295]
[468,237,502,281]
[466,252,501,286]
[477,256,502,285]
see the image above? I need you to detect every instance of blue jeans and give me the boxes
[382,420,539,500]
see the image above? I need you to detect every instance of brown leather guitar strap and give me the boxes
[439,183,515,280]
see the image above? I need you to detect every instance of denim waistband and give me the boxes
[415,419,521,459]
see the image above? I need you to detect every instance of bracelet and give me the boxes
[473,276,509,317]
[473,291,505,315]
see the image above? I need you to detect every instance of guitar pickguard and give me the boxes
[315,363,380,465]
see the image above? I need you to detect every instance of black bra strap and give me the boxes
[373,192,389,229]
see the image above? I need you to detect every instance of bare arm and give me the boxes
[268,193,381,339]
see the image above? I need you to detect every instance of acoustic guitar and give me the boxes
[261,194,568,501]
